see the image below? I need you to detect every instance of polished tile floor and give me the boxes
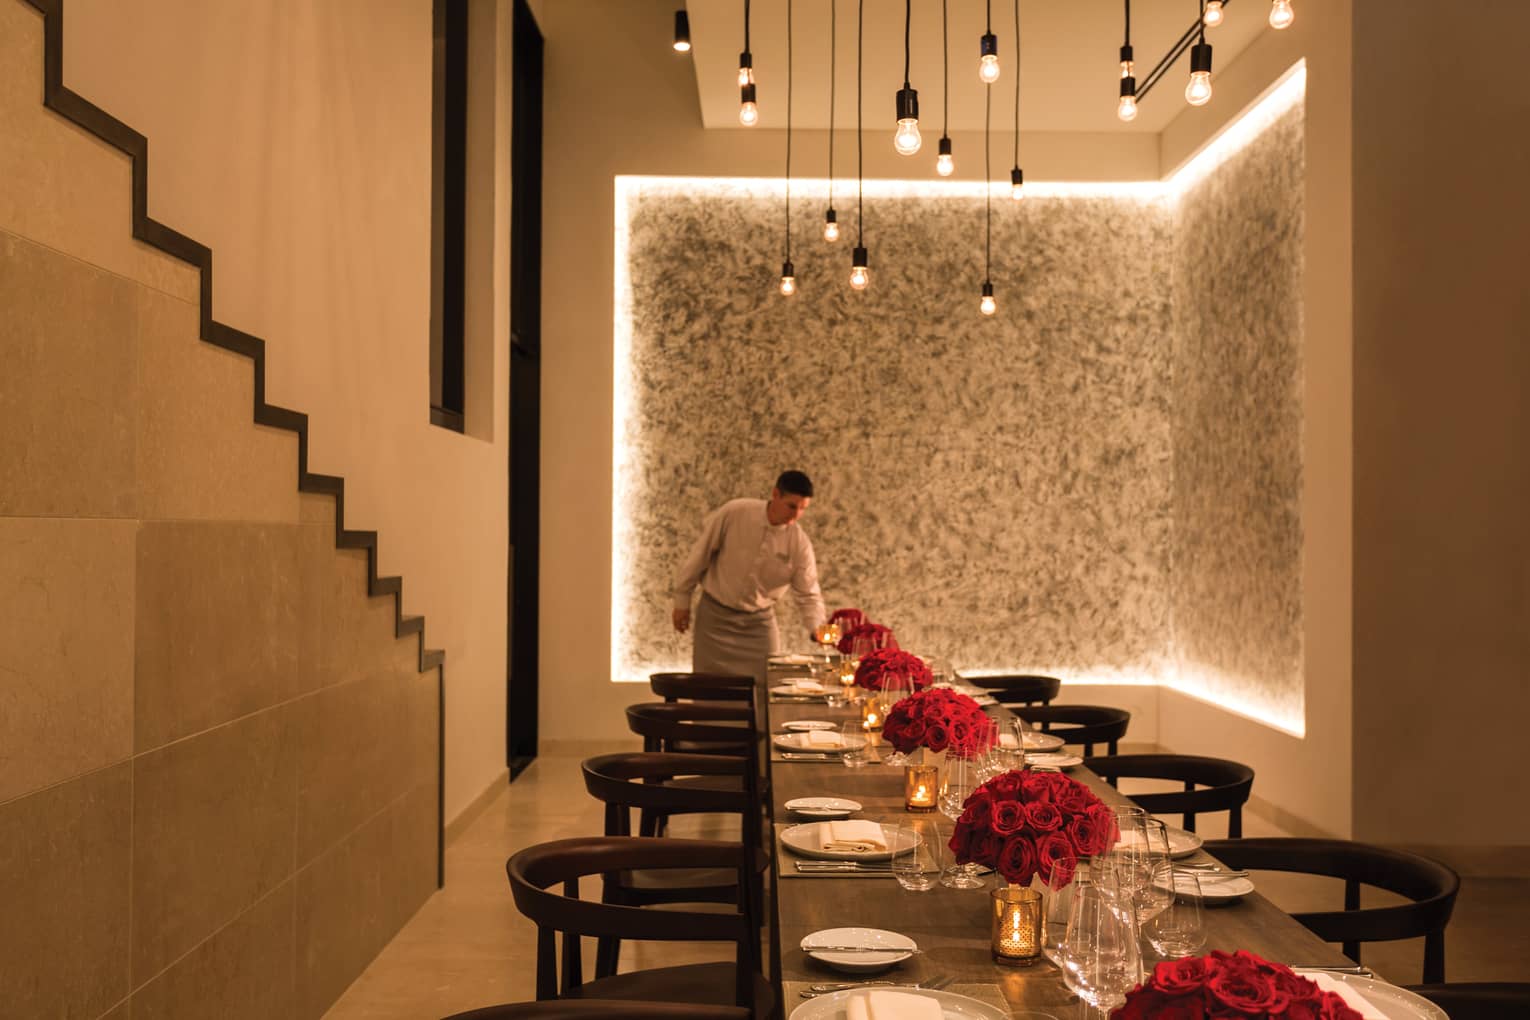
[325,747,1529,1019]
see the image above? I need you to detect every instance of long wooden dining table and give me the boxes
[758,662,1356,1017]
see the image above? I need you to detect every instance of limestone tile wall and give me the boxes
[618,181,1176,681]
[0,4,440,1016]
[1170,103,1306,726]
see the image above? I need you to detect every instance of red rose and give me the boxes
[1065,813,1101,856]
[990,800,1026,835]
[1207,959,1280,1014]
[1284,1003,1321,1020]
[1154,998,1207,1020]
[1089,804,1120,851]
[996,835,1037,886]
[972,831,1004,868]
[1025,800,1064,833]
[1033,832,1076,887]
[1110,988,1164,1020]
[902,716,928,745]
[1318,996,1364,1020]
[1053,779,1093,815]
[960,791,993,829]
[947,823,974,859]
[1275,969,1323,1005]
[924,723,950,752]
[1151,957,1210,995]
[986,770,1025,799]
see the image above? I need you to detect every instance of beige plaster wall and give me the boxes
[61,0,514,824]
[1156,3,1354,840]
[1349,0,1530,855]
[0,2,439,1013]
[540,0,1160,742]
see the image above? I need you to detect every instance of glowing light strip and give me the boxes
[1165,59,1306,194]
[611,66,1312,731]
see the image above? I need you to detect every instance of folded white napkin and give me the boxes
[790,678,826,693]
[847,990,944,1020]
[998,732,1019,749]
[805,729,842,748]
[823,820,887,850]
[1307,974,1387,1020]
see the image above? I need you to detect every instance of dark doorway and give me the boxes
[507,0,543,780]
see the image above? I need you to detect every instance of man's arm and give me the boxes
[672,504,728,631]
[790,533,828,631]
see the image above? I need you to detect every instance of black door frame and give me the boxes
[507,0,543,780]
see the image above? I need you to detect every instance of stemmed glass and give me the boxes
[892,817,944,891]
[1142,863,1206,958]
[937,753,986,889]
[878,673,914,766]
[1059,879,1142,1013]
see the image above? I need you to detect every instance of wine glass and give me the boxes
[1059,880,1142,1012]
[892,817,943,891]
[937,754,987,889]
[840,721,872,768]
[878,673,913,766]
[1142,863,1206,957]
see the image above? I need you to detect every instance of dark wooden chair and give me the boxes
[444,1002,748,1019]
[1406,983,1530,1019]
[961,673,1061,707]
[625,701,754,757]
[505,837,770,1016]
[1083,754,1254,837]
[1016,705,1131,756]
[581,751,766,975]
[648,671,754,704]
[1203,838,1460,983]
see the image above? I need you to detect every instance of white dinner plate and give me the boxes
[773,732,867,753]
[1118,825,1204,859]
[1022,731,1066,752]
[1024,752,1083,770]
[780,822,919,862]
[1156,869,1255,903]
[771,653,831,665]
[771,683,831,698]
[785,797,862,818]
[799,927,916,973]
[784,720,837,732]
[1291,972,1447,1020]
[789,986,1010,1019]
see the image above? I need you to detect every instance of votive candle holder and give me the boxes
[991,885,1043,965]
[904,763,938,812]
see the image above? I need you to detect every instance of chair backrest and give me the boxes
[1203,837,1460,983]
[443,1001,750,1019]
[1016,705,1131,756]
[648,672,754,704]
[963,673,1061,706]
[1405,983,1530,1019]
[581,752,750,836]
[625,701,755,754]
[506,837,759,1005]
[1081,753,1254,837]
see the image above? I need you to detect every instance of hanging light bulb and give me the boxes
[979,32,1000,83]
[673,10,691,51]
[738,51,755,87]
[1269,0,1294,29]
[823,209,840,242]
[1117,42,1137,123]
[739,83,759,125]
[1185,42,1213,106]
[780,260,797,297]
[1010,167,1024,201]
[850,246,870,290]
[980,281,997,315]
[893,87,922,155]
[936,137,954,176]
[1203,0,1224,27]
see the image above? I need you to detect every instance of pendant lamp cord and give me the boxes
[1125,0,1131,47]
[744,0,751,53]
[856,0,864,245]
[1013,0,1020,168]
[942,0,949,136]
[828,0,835,208]
[903,0,911,87]
[785,0,792,263]
[984,83,991,280]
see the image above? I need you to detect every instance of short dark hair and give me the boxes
[775,470,814,498]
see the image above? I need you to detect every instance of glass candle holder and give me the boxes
[991,885,1043,965]
[904,763,938,812]
[861,698,883,732]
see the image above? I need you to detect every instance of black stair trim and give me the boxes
[22,0,449,885]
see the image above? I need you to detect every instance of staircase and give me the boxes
[0,1,445,1016]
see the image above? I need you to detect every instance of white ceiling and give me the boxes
[685,0,1268,135]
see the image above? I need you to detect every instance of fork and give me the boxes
[800,975,952,998]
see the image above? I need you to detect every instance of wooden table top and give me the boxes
[759,670,1353,1014]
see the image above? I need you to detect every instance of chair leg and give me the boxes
[1423,931,1446,984]
[1229,806,1242,839]
[595,935,621,978]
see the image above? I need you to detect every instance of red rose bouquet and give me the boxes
[881,688,990,758]
[852,648,930,692]
[827,607,866,632]
[947,768,1115,888]
[838,622,899,657]
[1112,952,1365,1020]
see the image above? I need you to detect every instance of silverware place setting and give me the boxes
[800,975,951,998]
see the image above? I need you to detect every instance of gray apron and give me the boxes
[694,591,779,684]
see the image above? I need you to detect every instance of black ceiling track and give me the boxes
[22,0,448,884]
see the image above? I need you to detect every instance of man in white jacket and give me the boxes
[671,470,828,679]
